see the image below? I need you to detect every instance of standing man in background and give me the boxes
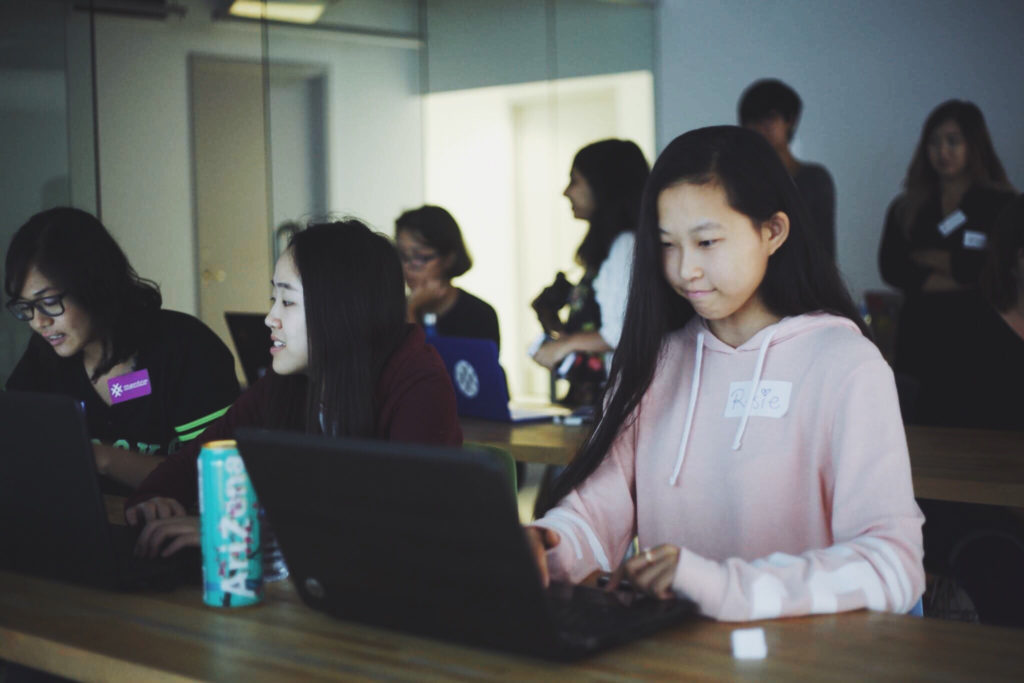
[739,79,837,259]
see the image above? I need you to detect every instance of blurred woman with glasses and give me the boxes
[4,207,240,490]
[395,205,500,349]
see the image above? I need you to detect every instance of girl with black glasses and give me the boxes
[4,207,240,489]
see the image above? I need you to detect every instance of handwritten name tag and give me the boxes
[937,210,967,237]
[962,230,987,250]
[724,380,792,419]
[107,368,152,404]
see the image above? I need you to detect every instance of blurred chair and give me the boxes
[465,442,517,494]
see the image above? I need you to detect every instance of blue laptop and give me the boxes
[427,335,570,423]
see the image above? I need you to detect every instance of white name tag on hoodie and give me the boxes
[724,381,792,418]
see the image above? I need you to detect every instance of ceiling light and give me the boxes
[227,1,326,25]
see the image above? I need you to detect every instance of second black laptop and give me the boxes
[0,391,196,590]
[236,428,695,660]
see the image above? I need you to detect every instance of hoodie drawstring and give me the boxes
[669,332,704,486]
[669,327,780,486]
[731,328,778,451]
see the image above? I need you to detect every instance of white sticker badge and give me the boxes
[724,380,792,419]
[937,209,967,237]
[962,230,987,250]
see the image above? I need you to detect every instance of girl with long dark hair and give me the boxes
[531,139,649,406]
[527,127,924,621]
[4,207,239,489]
[878,101,1015,394]
[126,220,462,555]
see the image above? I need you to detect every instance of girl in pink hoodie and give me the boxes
[527,126,925,621]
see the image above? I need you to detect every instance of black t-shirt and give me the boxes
[422,288,501,351]
[6,309,240,455]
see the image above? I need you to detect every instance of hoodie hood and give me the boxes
[668,313,863,485]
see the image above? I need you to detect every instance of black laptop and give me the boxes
[224,311,272,386]
[0,391,195,589]
[236,428,696,660]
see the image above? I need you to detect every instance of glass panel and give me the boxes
[0,0,95,384]
[263,0,424,241]
[255,0,654,403]
[422,0,655,401]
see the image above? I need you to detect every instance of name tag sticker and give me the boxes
[937,210,967,237]
[724,380,792,419]
[108,368,152,404]
[962,230,987,250]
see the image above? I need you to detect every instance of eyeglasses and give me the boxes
[397,251,439,269]
[6,293,67,321]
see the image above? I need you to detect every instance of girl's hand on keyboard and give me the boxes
[525,526,561,587]
[606,544,681,600]
[134,515,200,558]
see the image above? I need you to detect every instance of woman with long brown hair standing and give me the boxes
[878,100,1015,403]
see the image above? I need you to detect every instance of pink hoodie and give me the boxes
[533,313,925,621]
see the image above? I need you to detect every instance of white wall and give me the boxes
[92,0,422,316]
[656,0,1024,301]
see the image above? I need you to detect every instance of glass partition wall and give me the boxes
[0,1,96,385]
[0,0,655,402]
[419,0,655,400]
[265,0,655,401]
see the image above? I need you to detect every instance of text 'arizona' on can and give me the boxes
[198,439,263,607]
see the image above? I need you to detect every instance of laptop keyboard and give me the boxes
[108,523,200,589]
[546,583,694,644]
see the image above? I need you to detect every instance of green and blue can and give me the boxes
[198,439,263,607]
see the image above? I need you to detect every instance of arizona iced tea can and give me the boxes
[198,439,263,607]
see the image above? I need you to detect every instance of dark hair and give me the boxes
[980,194,1024,312]
[267,219,408,437]
[395,205,472,279]
[4,207,161,381]
[738,79,803,139]
[571,139,650,270]
[537,126,867,514]
[901,100,1014,231]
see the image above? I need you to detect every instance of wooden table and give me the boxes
[905,426,1024,507]
[462,420,1024,507]
[462,418,589,464]
[2,570,1024,681]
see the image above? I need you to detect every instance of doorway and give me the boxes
[189,56,326,384]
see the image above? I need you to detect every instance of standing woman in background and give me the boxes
[531,139,649,407]
[4,207,239,490]
[395,205,500,349]
[878,100,1015,398]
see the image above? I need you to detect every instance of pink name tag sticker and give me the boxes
[107,368,152,404]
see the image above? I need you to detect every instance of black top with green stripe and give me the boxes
[7,309,240,455]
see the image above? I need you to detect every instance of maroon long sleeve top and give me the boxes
[125,324,462,510]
